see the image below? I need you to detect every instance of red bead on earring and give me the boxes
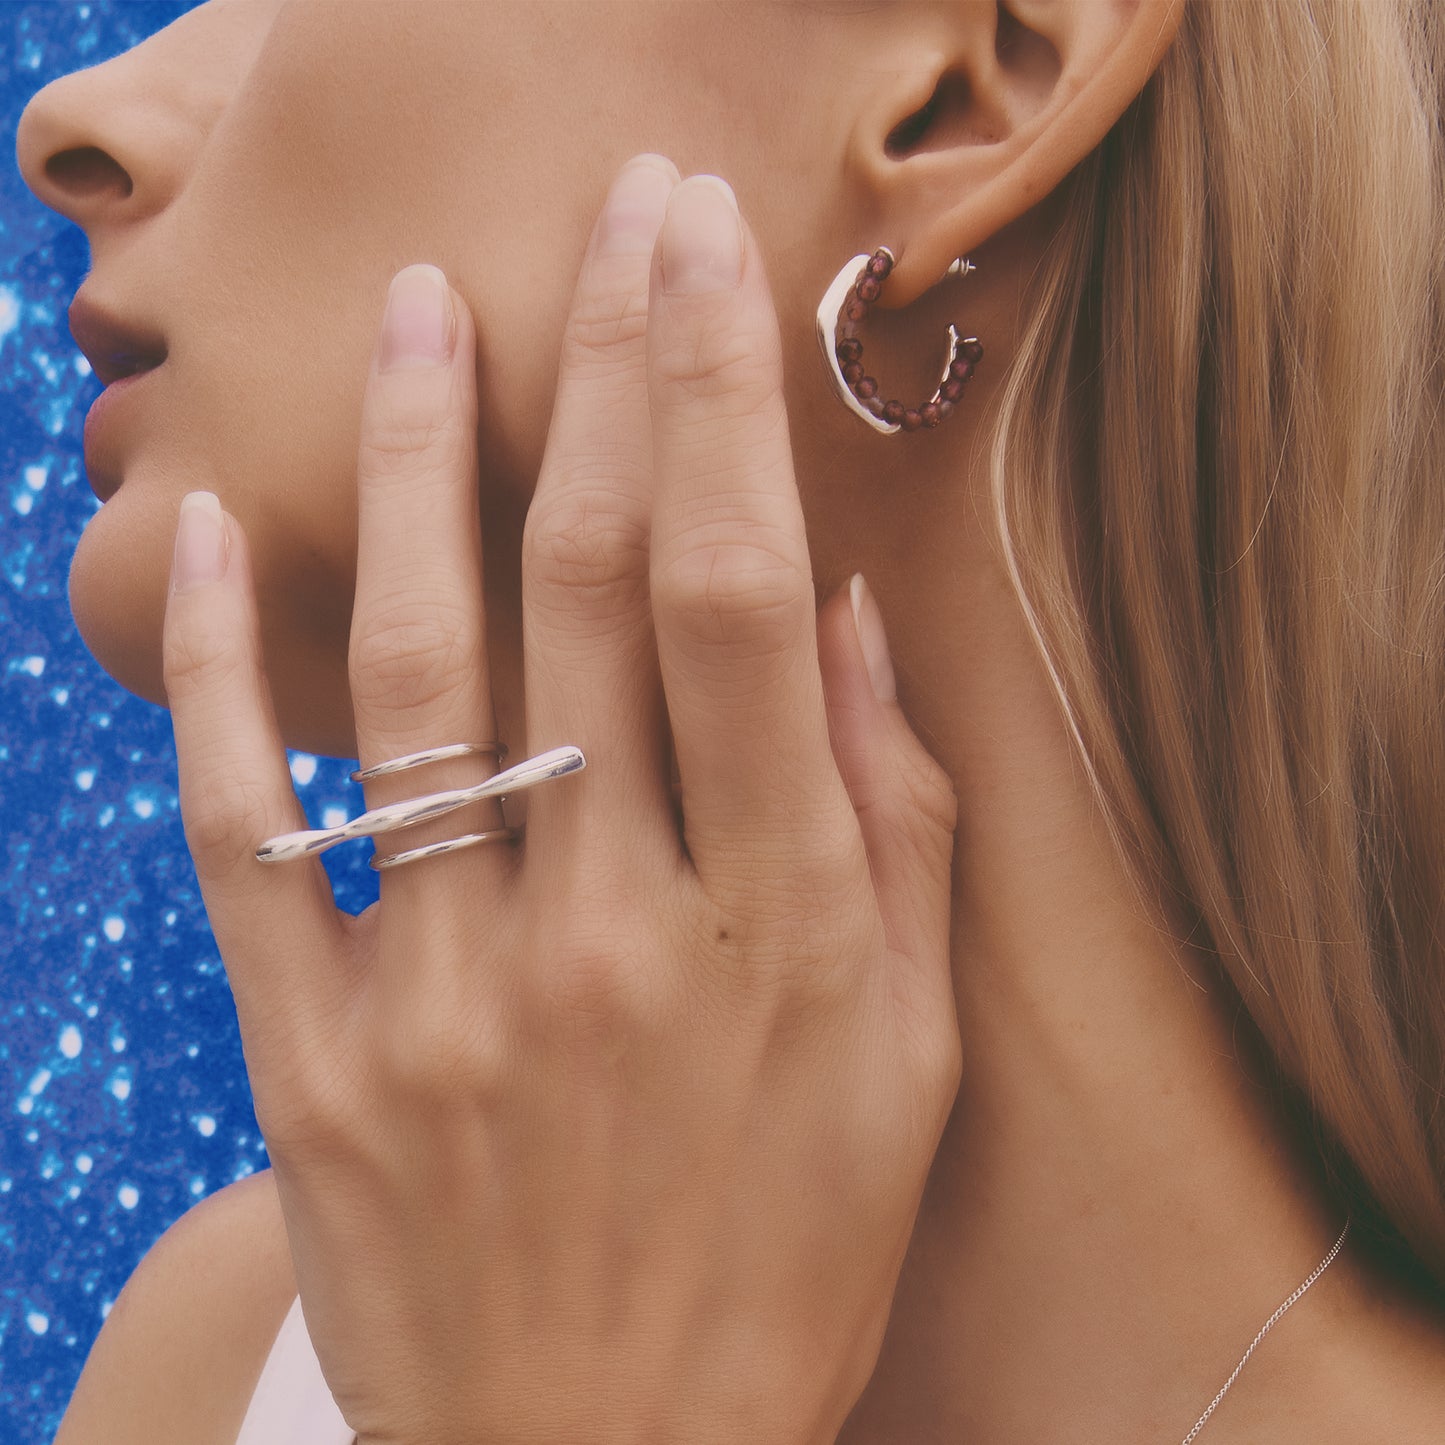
[815,246,983,436]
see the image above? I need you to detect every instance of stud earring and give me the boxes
[814,247,983,435]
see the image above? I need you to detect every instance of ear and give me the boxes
[847,0,1186,307]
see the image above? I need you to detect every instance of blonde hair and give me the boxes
[992,0,1445,1298]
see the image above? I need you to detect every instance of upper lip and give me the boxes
[68,291,167,387]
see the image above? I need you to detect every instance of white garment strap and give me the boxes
[234,1295,356,1445]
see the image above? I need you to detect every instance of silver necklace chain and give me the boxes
[1179,1217,1352,1444]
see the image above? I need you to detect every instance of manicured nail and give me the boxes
[850,573,897,703]
[661,175,743,294]
[597,155,679,259]
[380,264,455,372]
[172,491,229,594]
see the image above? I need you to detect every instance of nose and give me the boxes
[14,0,286,235]
[17,35,196,233]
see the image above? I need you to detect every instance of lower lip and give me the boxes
[83,363,163,500]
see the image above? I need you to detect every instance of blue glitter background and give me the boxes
[1,5,379,1439]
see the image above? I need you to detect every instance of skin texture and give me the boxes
[16,2,1445,1441]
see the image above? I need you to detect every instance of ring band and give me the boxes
[255,744,586,864]
[370,824,523,871]
[350,740,507,783]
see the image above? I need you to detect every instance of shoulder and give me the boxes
[1279,1253,1445,1445]
[53,1167,298,1445]
[1345,1264,1445,1441]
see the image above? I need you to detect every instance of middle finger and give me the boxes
[520,154,682,870]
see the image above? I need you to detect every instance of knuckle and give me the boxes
[928,1024,965,1101]
[892,987,963,1115]
[651,309,781,415]
[523,488,649,603]
[903,748,960,843]
[248,1000,375,1164]
[903,1030,963,1149]
[254,1065,359,1166]
[561,283,649,371]
[162,613,246,701]
[349,600,479,716]
[527,921,664,1046]
[358,403,468,484]
[653,540,814,679]
[181,768,275,871]
[651,537,810,648]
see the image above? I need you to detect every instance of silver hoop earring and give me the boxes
[814,248,983,435]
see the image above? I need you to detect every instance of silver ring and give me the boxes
[255,744,586,864]
[370,824,523,871]
[350,741,508,783]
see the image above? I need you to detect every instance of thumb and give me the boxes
[817,574,959,1014]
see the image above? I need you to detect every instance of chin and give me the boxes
[68,499,358,758]
[68,498,170,708]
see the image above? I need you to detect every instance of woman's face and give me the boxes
[16,0,897,757]
[17,0,998,760]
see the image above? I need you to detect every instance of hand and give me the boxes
[161,153,960,1445]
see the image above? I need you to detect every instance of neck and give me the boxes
[820,434,1439,1441]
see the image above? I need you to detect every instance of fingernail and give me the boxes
[850,573,897,703]
[380,264,455,372]
[172,491,229,594]
[661,175,743,294]
[597,155,678,259]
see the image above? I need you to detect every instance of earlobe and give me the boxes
[846,0,1186,308]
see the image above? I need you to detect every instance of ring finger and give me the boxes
[519,154,682,875]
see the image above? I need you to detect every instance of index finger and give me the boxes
[161,495,348,1110]
[646,176,861,886]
